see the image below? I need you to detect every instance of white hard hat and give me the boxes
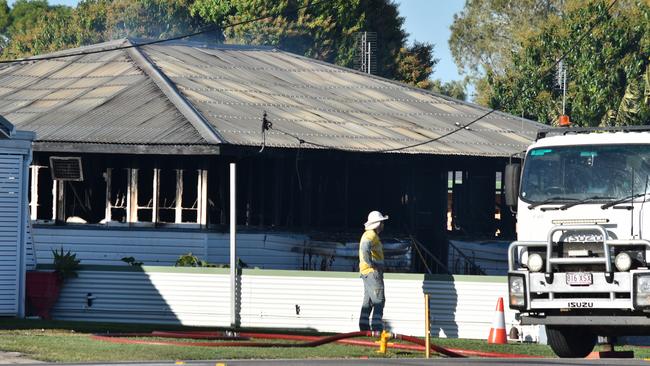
[364,210,389,230]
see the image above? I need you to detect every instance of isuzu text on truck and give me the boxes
[505,126,650,357]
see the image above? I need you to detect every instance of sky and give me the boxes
[9,0,466,83]
[397,0,465,83]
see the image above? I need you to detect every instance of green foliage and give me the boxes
[174,253,248,268]
[2,0,212,58]
[52,247,81,281]
[487,0,650,126]
[451,0,650,124]
[188,0,232,25]
[449,0,563,77]
[0,0,9,34]
[120,256,143,267]
[189,0,428,84]
[1,0,446,94]
[8,0,50,34]
[175,252,207,267]
[449,0,565,105]
[2,1,82,58]
[97,0,207,40]
[396,41,438,89]
[430,79,468,101]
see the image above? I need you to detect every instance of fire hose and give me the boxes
[91,330,543,358]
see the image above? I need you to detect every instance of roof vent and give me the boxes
[49,157,84,181]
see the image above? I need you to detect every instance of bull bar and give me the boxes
[508,224,650,310]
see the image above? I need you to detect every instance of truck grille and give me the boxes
[558,241,606,272]
[560,241,604,257]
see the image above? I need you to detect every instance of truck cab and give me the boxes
[506,127,650,357]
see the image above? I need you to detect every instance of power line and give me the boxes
[271,109,496,154]
[0,0,621,154]
[267,0,621,153]
[0,0,330,65]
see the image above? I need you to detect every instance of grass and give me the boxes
[0,329,401,362]
[0,319,420,362]
[5,319,650,362]
[429,338,555,357]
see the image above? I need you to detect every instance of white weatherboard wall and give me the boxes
[0,131,34,317]
[51,267,517,339]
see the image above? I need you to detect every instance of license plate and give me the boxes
[566,272,592,286]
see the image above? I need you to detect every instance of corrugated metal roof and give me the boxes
[142,41,544,157]
[0,40,207,148]
[0,39,544,156]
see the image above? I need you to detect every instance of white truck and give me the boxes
[505,126,650,357]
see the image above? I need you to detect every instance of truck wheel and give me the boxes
[546,326,596,358]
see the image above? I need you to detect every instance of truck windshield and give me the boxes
[521,144,650,203]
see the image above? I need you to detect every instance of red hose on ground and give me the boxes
[92,331,376,349]
[91,330,542,358]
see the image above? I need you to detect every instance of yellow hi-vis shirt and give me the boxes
[359,230,384,275]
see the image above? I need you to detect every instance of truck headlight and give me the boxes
[633,273,650,308]
[615,252,632,272]
[508,274,526,310]
[527,253,544,272]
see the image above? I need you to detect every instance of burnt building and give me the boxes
[0,39,543,273]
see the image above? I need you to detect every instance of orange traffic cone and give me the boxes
[487,297,507,344]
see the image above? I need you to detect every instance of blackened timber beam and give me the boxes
[301,163,312,228]
[55,180,64,223]
[273,159,283,227]
[219,163,228,225]
[344,160,349,228]
[246,162,253,226]
[259,160,266,227]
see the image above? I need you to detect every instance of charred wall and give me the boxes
[29,149,515,273]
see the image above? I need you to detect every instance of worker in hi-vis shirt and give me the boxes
[358,210,389,331]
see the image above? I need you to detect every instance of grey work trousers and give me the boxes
[359,270,385,331]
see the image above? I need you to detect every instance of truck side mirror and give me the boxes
[504,163,521,208]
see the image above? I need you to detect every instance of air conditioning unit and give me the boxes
[49,157,84,181]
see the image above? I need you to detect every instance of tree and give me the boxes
[189,0,425,83]
[1,0,444,95]
[8,0,51,34]
[3,1,77,58]
[487,0,650,126]
[105,0,206,40]
[395,41,438,89]
[449,0,564,103]
[430,79,467,101]
[0,0,9,52]
[2,0,212,58]
[0,0,9,35]
[450,0,563,75]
